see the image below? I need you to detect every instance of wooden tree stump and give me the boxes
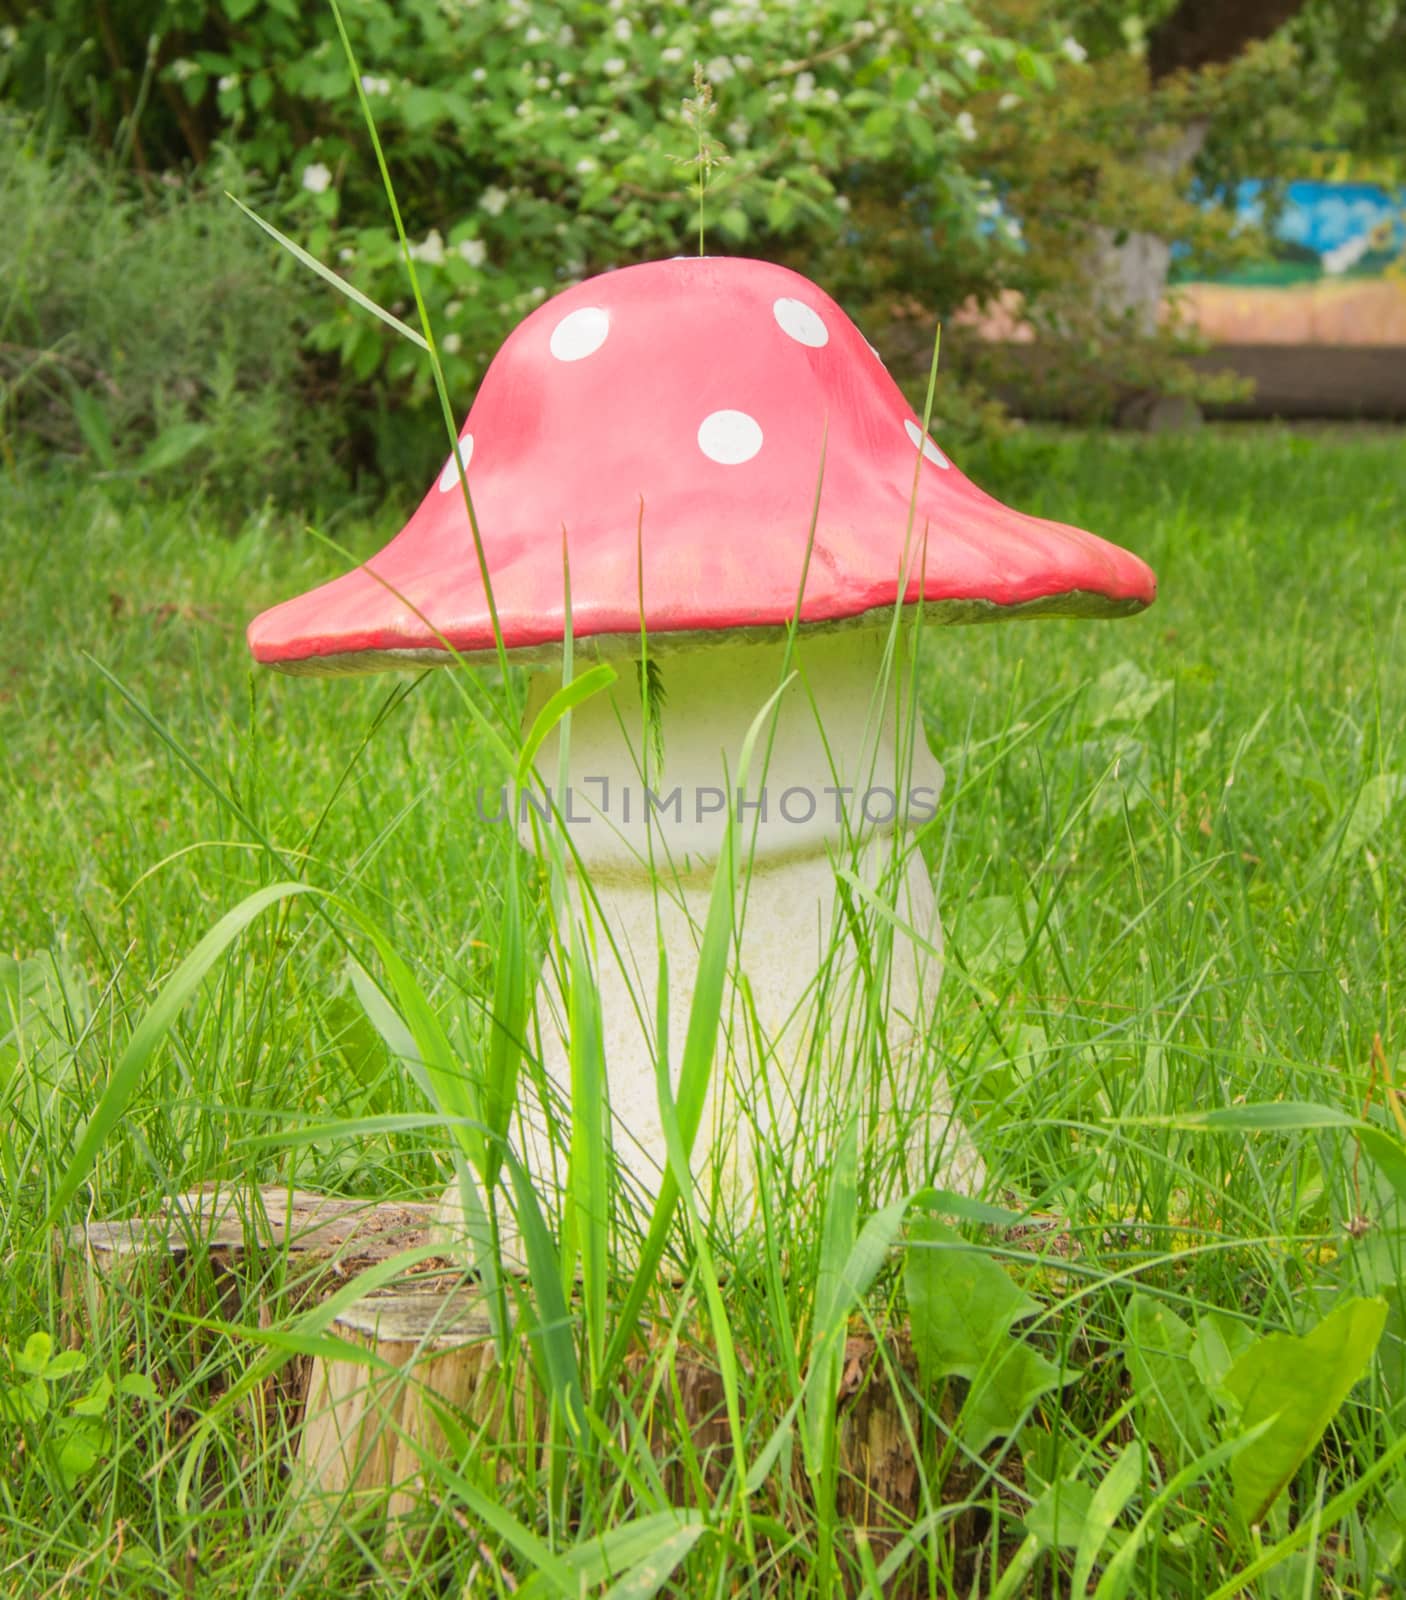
[59,1186,980,1587]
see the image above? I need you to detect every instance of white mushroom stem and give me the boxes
[440,630,985,1255]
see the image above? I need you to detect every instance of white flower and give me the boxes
[458,238,486,267]
[704,55,733,82]
[977,196,1000,217]
[301,162,333,194]
[556,71,573,84]
[732,53,753,71]
[446,300,462,317]
[710,7,732,26]
[852,19,875,39]
[360,74,391,95]
[821,86,840,105]
[793,70,815,102]
[834,194,851,213]
[599,126,621,144]
[523,25,544,43]
[0,25,17,49]
[442,332,462,354]
[337,246,355,262]
[602,56,626,76]
[479,185,509,216]
[954,111,977,141]
[1002,216,1024,241]
[576,156,599,175]
[471,67,487,82]
[410,229,446,265]
[535,76,550,90]
[563,104,579,118]
[516,100,534,117]
[726,116,751,143]
[168,57,199,82]
[217,74,238,93]
[961,45,984,68]
[998,92,1021,110]
[613,17,632,40]
[661,45,684,64]
[1061,36,1088,64]
[556,25,575,45]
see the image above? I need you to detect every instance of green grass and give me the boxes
[2,426,1405,1597]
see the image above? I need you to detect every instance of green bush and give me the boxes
[6,0,1051,482]
[0,115,348,507]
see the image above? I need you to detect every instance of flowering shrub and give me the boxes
[8,0,1052,448]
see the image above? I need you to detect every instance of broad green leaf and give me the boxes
[1086,661,1171,729]
[67,386,117,471]
[70,1372,113,1416]
[908,1219,1039,1373]
[1123,1295,1210,1470]
[907,1218,1065,1451]
[1223,1297,1387,1525]
[1070,1443,1143,1595]
[118,1373,159,1403]
[57,1426,106,1486]
[1189,1311,1256,1399]
[1316,772,1405,872]
[601,1520,708,1599]
[17,1332,53,1375]
[1024,1470,1097,1550]
[517,1513,708,1600]
[134,422,209,475]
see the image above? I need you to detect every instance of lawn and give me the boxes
[2,425,1404,1597]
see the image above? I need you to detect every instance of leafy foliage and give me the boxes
[0,115,346,500]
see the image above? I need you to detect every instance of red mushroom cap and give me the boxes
[249,257,1155,673]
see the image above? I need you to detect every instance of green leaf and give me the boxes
[43,1349,86,1382]
[1070,1443,1143,1594]
[67,387,117,472]
[16,1332,53,1375]
[1123,1295,1210,1470]
[600,1520,708,1599]
[1359,1126,1406,1208]
[1025,1470,1097,1550]
[1133,1102,1361,1133]
[516,1513,708,1600]
[117,1373,159,1403]
[907,1218,1065,1451]
[134,422,209,476]
[1315,773,1405,873]
[909,1219,1038,1372]
[70,1372,113,1416]
[57,1426,105,1486]
[1086,661,1171,729]
[1223,1297,1387,1525]
[516,663,617,788]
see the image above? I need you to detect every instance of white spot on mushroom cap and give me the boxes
[438,434,474,492]
[904,418,949,469]
[550,305,610,362]
[772,296,829,348]
[698,410,763,465]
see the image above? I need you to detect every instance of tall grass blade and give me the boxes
[42,881,317,1228]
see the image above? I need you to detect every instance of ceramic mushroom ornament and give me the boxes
[249,256,1156,1246]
